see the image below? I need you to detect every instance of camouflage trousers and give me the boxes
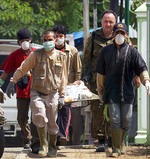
[91,100,111,139]
[89,82,111,140]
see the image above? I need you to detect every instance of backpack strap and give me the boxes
[90,31,96,60]
[82,31,96,83]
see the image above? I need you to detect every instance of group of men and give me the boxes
[0,9,150,158]
[0,25,82,157]
[83,10,150,158]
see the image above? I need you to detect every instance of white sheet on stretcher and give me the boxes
[65,84,93,101]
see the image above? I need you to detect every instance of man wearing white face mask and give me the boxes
[21,41,30,51]
[96,22,150,157]
[0,28,35,149]
[9,30,67,157]
[52,25,82,146]
[83,10,141,153]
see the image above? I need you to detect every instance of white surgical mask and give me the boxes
[115,34,125,45]
[56,37,64,45]
[21,41,30,50]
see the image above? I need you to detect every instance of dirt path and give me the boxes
[2,145,150,159]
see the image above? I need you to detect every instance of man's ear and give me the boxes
[55,38,58,44]
[125,33,128,38]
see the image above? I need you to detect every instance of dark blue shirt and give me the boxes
[95,42,148,104]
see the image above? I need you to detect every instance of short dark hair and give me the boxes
[42,30,56,38]
[101,10,117,22]
[52,25,67,35]
[17,28,31,42]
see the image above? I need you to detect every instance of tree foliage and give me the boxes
[130,0,146,29]
[0,0,146,43]
[102,0,145,30]
[0,0,83,43]
[51,0,83,33]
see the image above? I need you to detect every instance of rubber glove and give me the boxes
[6,82,15,98]
[145,80,150,95]
[0,79,5,87]
[58,97,65,109]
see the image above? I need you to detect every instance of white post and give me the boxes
[83,0,89,51]
[134,2,148,144]
[144,0,150,147]
[93,0,97,31]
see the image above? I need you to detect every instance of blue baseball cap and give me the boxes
[113,22,128,33]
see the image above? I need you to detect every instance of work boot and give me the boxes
[111,148,121,158]
[31,147,40,154]
[47,134,57,157]
[31,137,40,154]
[37,127,48,157]
[121,130,127,154]
[96,138,105,152]
[110,129,122,158]
[58,137,68,146]
[23,140,31,149]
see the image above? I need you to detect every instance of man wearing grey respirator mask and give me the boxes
[96,22,150,157]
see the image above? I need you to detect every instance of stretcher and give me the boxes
[64,93,99,108]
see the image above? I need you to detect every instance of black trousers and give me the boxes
[56,104,71,145]
[17,98,32,143]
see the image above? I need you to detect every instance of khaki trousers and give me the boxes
[30,90,59,134]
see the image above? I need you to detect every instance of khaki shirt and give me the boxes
[63,43,82,84]
[11,48,67,97]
